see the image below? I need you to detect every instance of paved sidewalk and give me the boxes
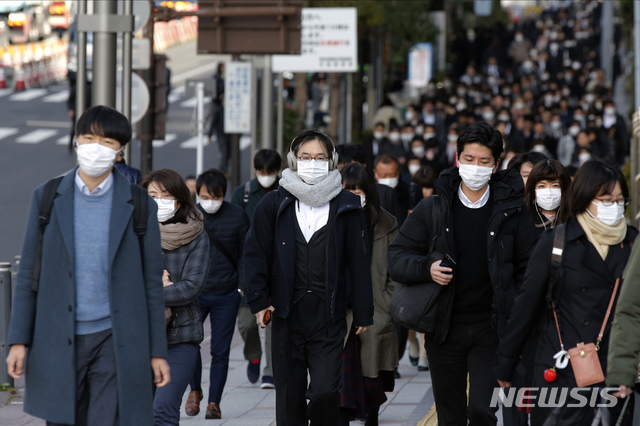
[0,322,435,426]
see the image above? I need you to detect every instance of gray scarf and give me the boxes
[160,210,204,250]
[279,168,343,207]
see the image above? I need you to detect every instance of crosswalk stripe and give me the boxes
[152,133,178,148]
[43,90,70,103]
[56,135,69,145]
[180,97,211,108]
[10,89,48,101]
[16,129,57,144]
[179,137,202,149]
[0,127,19,141]
[0,89,13,98]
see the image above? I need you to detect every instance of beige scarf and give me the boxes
[576,212,627,260]
[160,210,204,250]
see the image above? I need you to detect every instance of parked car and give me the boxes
[0,1,52,44]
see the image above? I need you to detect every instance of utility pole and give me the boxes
[92,0,118,107]
[138,1,156,176]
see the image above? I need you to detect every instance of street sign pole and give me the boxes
[93,0,118,107]
[122,0,133,163]
[139,2,155,176]
[196,82,205,177]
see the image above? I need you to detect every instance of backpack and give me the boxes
[31,176,148,292]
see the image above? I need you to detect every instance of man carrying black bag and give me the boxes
[388,121,537,426]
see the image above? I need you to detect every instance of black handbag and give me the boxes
[389,196,443,333]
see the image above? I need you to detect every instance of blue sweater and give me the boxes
[74,186,113,335]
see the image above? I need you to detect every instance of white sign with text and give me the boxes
[224,62,253,134]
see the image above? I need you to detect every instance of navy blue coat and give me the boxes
[8,168,166,425]
[243,187,374,326]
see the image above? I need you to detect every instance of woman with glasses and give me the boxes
[141,169,210,426]
[495,160,637,425]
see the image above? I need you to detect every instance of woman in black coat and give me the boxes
[523,159,571,235]
[142,169,210,426]
[495,160,637,425]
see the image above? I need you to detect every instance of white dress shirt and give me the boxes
[75,170,114,196]
[295,200,330,242]
[458,183,490,209]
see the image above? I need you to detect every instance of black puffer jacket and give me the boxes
[388,167,538,344]
[199,202,250,295]
[163,230,210,345]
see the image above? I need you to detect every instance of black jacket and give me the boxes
[163,230,210,345]
[495,219,638,386]
[388,167,538,344]
[243,187,374,326]
[198,202,250,295]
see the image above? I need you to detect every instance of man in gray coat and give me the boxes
[6,105,170,426]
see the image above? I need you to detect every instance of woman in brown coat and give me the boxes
[339,162,399,426]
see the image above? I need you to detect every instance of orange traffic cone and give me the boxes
[14,65,26,91]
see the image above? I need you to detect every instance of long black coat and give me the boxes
[495,219,638,424]
[388,167,538,343]
[243,187,374,327]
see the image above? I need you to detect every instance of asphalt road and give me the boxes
[0,41,252,264]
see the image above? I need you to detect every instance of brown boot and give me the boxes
[205,402,221,419]
[185,390,202,416]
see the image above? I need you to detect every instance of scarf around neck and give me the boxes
[576,212,627,260]
[279,168,343,207]
[160,210,204,250]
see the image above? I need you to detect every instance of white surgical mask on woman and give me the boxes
[408,164,421,176]
[77,143,121,177]
[156,199,176,222]
[200,199,223,214]
[458,164,493,191]
[536,188,562,211]
[590,201,625,226]
[297,159,329,185]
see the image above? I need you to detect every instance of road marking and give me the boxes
[10,89,48,101]
[56,135,70,145]
[180,97,211,108]
[179,136,201,148]
[43,90,70,103]
[168,86,185,103]
[152,133,178,147]
[27,120,70,128]
[16,129,57,144]
[240,135,251,150]
[0,89,13,98]
[0,127,19,141]
[179,134,251,150]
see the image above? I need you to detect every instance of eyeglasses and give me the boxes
[594,198,630,207]
[297,154,329,162]
[151,195,176,204]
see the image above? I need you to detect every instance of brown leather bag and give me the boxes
[552,277,619,388]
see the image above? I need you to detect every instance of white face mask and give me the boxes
[569,126,580,137]
[200,199,223,214]
[156,199,176,222]
[415,126,424,135]
[389,132,401,143]
[408,164,421,176]
[412,147,425,158]
[360,194,367,207]
[257,174,277,188]
[76,143,120,178]
[401,133,414,144]
[604,107,616,117]
[423,132,436,140]
[373,131,384,140]
[297,159,329,185]
[536,188,562,211]
[578,152,591,165]
[458,164,494,191]
[590,201,625,226]
[447,134,458,144]
[378,176,399,189]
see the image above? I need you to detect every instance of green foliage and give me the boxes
[0,383,16,394]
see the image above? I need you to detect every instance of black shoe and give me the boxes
[247,360,260,384]
[394,368,401,379]
[409,355,419,366]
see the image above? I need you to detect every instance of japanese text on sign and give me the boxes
[272,8,357,73]
[224,62,253,134]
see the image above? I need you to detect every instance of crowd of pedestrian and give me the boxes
[6,1,640,426]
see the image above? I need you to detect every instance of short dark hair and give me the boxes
[340,162,381,224]
[76,105,132,147]
[141,169,200,224]
[290,129,335,157]
[336,144,366,165]
[413,166,438,190]
[456,121,503,162]
[373,153,399,169]
[524,159,571,224]
[184,174,196,181]
[568,160,629,218]
[254,149,282,173]
[508,152,548,172]
[196,168,227,198]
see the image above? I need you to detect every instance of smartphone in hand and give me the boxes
[440,254,456,275]
[261,309,272,328]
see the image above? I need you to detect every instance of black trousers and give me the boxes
[424,321,498,426]
[47,329,118,426]
[272,293,347,426]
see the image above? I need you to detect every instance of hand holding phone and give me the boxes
[261,309,272,328]
[440,254,456,275]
